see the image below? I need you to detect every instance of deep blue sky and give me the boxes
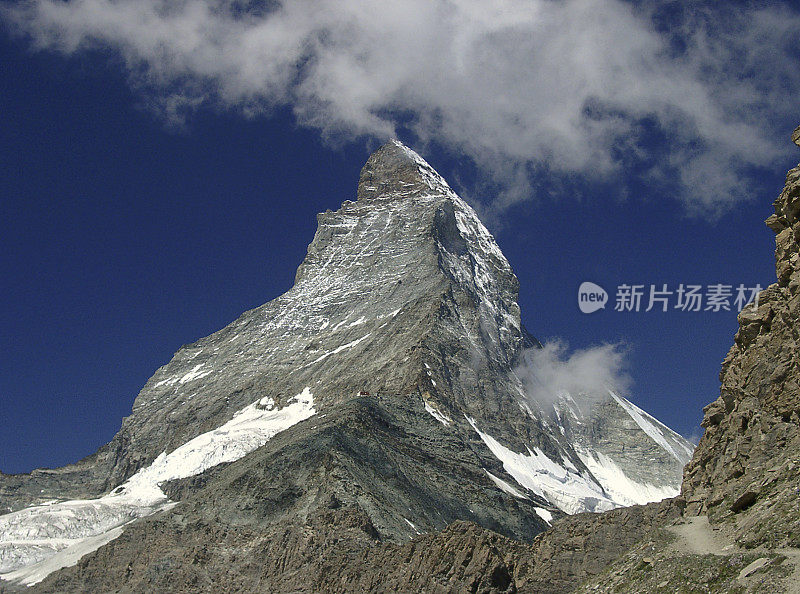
[0,31,794,474]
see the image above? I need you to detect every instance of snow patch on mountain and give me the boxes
[468,385,692,515]
[609,391,694,464]
[424,401,452,426]
[535,508,553,524]
[484,470,528,500]
[0,389,316,586]
[575,448,679,507]
[310,335,371,365]
[467,417,618,515]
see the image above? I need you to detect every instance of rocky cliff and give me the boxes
[682,127,800,549]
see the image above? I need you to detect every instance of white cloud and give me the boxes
[3,0,798,214]
[515,340,631,409]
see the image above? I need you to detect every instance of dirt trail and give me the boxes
[779,549,800,594]
[666,515,734,556]
[666,516,800,592]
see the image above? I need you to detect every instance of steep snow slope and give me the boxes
[468,386,693,515]
[0,390,315,585]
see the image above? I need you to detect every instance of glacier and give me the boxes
[0,388,316,586]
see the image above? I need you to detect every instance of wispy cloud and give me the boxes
[515,340,631,410]
[686,426,704,446]
[3,0,798,215]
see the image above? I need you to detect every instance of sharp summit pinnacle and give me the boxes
[357,140,451,201]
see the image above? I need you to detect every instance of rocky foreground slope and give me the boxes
[1,141,699,592]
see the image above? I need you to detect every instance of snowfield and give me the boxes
[0,388,316,586]
[468,416,618,515]
[470,388,692,515]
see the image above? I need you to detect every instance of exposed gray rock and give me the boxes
[739,557,770,580]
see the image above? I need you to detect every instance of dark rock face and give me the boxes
[682,130,800,549]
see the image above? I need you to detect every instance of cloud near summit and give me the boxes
[515,340,632,411]
[5,0,799,214]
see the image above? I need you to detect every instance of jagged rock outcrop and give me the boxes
[682,128,800,549]
[15,482,681,594]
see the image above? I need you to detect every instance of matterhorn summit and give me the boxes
[0,141,691,591]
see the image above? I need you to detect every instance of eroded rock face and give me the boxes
[682,130,800,548]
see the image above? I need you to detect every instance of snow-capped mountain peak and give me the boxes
[1,141,692,588]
